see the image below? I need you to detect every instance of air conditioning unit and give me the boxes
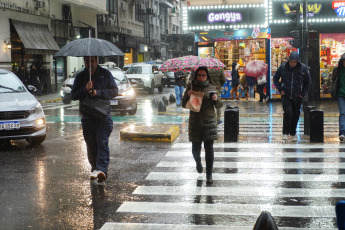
[120,1,127,11]
[34,1,45,8]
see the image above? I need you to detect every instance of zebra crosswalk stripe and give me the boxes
[101,117,341,229]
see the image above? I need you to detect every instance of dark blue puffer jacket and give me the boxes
[231,62,239,87]
[273,61,311,99]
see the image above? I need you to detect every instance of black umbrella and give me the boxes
[54,37,124,57]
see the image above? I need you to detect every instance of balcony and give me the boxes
[118,18,144,37]
[97,14,120,33]
[60,0,107,13]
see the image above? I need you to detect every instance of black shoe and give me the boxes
[196,163,203,173]
[206,174,213,184]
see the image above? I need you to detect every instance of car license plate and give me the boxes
[0,121,20,130]
[110,100,118,105]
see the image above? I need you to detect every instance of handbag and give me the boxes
[80,95,110,119]
[257,74,267,85]
[185,91,204,112]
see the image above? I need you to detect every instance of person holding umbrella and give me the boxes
[71,56,118,182]
[273,51,311,141]
[182,66,223,184]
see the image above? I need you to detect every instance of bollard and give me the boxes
[336,201,345,230]
[310,109,324,143]
[303,105,316,136]
[253,211,279,230]
[162,96,169,106]
[158,100,166,112]
[224,108,239,142]
[152,98,159,108]
[169,94,176,103]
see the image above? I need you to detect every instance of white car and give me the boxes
[126,63,164,94]
[0,69,46,145]
[60,68,84,104]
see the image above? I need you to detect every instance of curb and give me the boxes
[120,125,180,142]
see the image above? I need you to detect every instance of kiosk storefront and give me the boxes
[184,4,269,98]
[269,0,345,100]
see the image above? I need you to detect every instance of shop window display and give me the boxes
[320,34,345,99]
[270,38,298,99]
[214,40,266,99]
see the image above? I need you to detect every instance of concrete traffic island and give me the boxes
[120,125,180,142]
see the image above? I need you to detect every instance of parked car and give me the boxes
[162,71,175,87]
[126,63,164,94]
[60,67,137,115]
[108,68,137,115]
[0,69,46,145]
[60,68,84,104]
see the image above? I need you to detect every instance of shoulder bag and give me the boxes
[80,95,110,119]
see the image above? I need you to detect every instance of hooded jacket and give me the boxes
[331,53,345,99]
[208,68,226,90]
[273,56,311,99]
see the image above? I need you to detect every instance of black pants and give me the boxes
[257,84,267,101]
[192,141,214,176]
[282,95,303,135]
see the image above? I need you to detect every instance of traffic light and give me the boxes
[289,30,301,48]
[288,3,301,28]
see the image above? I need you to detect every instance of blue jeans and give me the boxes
[81,116,113,176]
[338,96,345,136]
[248,86,255,99]
[175,85,184,106]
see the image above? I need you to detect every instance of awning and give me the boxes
[11,19,60,55]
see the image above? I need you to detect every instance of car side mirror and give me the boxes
[27,85,37,94]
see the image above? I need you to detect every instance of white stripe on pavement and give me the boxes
[117,202,335,218]
[156,161,345,169]
[172,143,345,149]
[146,172,345,182]
[133,185,345,197]
[165,151,345,158]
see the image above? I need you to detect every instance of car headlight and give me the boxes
[60,90,65,97]
[120,87,135,97]
[29,103,43,115]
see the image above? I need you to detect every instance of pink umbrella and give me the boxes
[159,55,225,72]
[243,60,268,78]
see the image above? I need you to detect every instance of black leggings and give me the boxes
[192,141,214,175]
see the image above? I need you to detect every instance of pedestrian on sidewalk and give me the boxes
[331,53,345,142]
[273,51,311,141]
[71,56,118,182]
[182,66,223,184]
[245,74,256,101]
[256,73,269,102]
[174,70,186,106]
[230,61,239,101]
[209,67,226,124]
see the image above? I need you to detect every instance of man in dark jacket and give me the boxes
[209,68,226,124]
[273,51,311,141]
[331,53,345,141]
[71,56,118,182]
[174,71,186,106]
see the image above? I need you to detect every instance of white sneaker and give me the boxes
[97,171,107,182]
[282,134,289,141]
[340,135,345,142]
[90,170,99,179]
[264,97,269,102]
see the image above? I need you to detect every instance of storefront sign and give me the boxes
[195,28,268,42]
[207,12,242,23]
[270,0,345,22]
[187,5,266,29]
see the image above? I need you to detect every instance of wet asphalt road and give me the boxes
[1,87,344,230]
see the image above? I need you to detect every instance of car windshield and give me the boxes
[110,70,128,84]
[126,66,151,74]
[0,70,26,93]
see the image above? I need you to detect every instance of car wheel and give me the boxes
[148,81,154,94]
[128,103,137,115]
[158,85,163,93]
[62,97,72,104]
[26,135,46,145]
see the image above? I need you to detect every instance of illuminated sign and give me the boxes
[333,1,345,16]
[207,12,242,23]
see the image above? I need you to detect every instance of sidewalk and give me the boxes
[36,92,61,103]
